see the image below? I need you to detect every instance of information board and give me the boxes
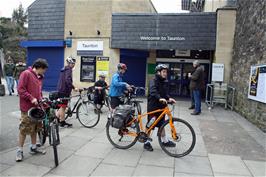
[248,64,266,103]
[212,63,224,82]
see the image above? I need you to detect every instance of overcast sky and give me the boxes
[0,0,186,18]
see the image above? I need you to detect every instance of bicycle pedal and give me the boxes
[147,137,153,142]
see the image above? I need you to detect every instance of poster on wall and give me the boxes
[248,64,266,103]
[96,56,109,83]
[211,63,224,82]
[80,56,96,82]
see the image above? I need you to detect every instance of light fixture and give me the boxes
[69,31,72,36]
[97,30,101,35]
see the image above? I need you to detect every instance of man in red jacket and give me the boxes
[16,58,48,162]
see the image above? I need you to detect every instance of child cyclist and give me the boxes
[144,64,177,151]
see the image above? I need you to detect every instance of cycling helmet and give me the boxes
[28,107,46,123]
[117,63,127,70]
[99,74,106,78]
[66,56,76,64]
[155,64,169,72]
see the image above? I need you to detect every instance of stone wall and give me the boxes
[230,0,266,131]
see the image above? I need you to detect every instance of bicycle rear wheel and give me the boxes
[50,123,59,166]
[158,118,196,158]
[77,102,100,128]
[106,119,139,149]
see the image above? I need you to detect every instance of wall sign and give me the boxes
[80,56,96,82]
[96,56,109,83]
[211,63,224,82]
[248,64,266,103]
[140,36,185,41]
[77,41,103,56]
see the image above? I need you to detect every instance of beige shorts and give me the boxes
[19,112,42,135]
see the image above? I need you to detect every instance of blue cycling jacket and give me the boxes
[109,72,127,97]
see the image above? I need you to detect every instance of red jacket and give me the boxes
[18,67,43,112]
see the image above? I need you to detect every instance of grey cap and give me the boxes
[193,60,200,66]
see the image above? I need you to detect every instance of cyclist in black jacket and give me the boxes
[144,64,176,152]
[94,74,108,110]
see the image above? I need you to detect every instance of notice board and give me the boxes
[248,64,266,103]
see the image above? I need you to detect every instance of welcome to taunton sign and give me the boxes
[111,13,217,50]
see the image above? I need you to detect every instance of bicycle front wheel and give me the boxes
[51,123,59,166]
[158,118,196,158]
[106,120,139,149]
[76,102,100,128]
[38,121,48,145]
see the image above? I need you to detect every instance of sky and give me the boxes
[0,0,188,18]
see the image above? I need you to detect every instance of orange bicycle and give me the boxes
[106,103,196,157]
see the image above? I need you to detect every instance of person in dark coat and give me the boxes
[94,74,108,110]
[14,60,27,90]
[189,60,205,115]
[144,64,176,152]
[56,56,78,127]
[4,58,15,95]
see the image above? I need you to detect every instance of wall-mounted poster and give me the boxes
[80,56,96,82]
[96,56,109,83]
[248,64,266,103]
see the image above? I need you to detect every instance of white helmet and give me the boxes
[66,56,76,64]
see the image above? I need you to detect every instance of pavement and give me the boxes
[0,81,266,176]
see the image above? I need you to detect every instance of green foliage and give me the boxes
[0,3,27,63]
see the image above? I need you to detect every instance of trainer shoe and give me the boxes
[162,141,176,147]
[16,150,23,162]
[144,142,154,151]
[29,147,45,155]
[60,121,73,128]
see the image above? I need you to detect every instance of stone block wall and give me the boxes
[230,0,266,131]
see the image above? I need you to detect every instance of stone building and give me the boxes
[230,0,266,131]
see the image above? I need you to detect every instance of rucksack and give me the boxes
[111,105,135,129]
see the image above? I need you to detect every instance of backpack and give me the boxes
[111,105,135,129]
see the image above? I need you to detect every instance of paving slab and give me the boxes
[70,127,100,140]
[175,155,213,176]
[189,134,208,157]
[75,141,113,159]
[0,163,11,172]
[90,163,135,176]
[175,172,213,176]
[48,154,101,176]
[103,148,143,167]
[244,160,266,177]
[24,147,74,168]
[208,154,251,176]
[200,120,266,161]
[59,135,89,151]
[1,162,51,176]
[133,164,174,177]
[139,149,175,168]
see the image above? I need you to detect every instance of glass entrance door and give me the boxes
[169,63,182,95]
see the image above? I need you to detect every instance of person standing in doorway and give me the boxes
[16,58,48,162]
[56,56,78,128]
[189,60,204,115]
[14,60,27,93]
[4,58,15,96]
[188,70,195,110]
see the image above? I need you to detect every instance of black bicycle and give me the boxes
[65,88,101,128]
[121,86,145,116]
[37,98,67,166]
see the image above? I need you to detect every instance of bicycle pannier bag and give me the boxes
[111,105,135,129]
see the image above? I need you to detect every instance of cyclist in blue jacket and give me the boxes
[109,63,131,110]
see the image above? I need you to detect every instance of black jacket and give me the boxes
[148,74,170,112]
